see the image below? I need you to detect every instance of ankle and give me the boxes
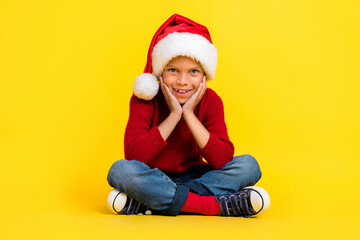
[181,192,221,215]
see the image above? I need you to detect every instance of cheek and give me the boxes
[193,85,200,92]
[192,77,203,90]
[162,76,173,87]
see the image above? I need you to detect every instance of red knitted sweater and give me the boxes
[124,88,234,173]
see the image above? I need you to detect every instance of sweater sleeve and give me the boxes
[124,94,167,164]
[200,90,235,169]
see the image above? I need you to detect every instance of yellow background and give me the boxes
[1,0,359,239]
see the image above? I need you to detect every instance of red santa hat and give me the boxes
[133,14,218,100]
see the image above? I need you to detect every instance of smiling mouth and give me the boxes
[174,89,191,94]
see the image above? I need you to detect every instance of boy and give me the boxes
[107,14,270,217]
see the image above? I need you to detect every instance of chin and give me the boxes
[177,98,188,104]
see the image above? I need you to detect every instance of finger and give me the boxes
[163,83,178,103]
[160,79,171,101]
[160,77,172,98]
[189,85,200,100]
[160,76,166,89]
[197,83,204,96]
[198,81,205,94]
[201,81,207,94]
[159,77,164,89]
[163,82,172,95]
[160,83,167,99]
[202,76,207,88]
[201,77,207,91]
[197,87,205,101]
[194,82,206,101]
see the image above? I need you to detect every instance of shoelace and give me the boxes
[218,189,254,217]
[126,197,151,215]
[112,192,151,215]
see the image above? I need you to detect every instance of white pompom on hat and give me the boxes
[133,14,218,100]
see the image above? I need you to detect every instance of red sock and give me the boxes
[181,192,221,215]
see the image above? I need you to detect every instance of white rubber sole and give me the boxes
[107,189,127,214]
[106,189,152,215]
[244,186,271,216]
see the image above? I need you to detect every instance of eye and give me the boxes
[190,69,200,74]
[167,68,177,73]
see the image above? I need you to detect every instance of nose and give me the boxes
[176,73,187,85]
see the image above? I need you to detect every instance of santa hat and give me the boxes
[133,14,218,100]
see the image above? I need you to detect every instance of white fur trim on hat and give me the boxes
[152,32,217,80]
[133,73,159,100]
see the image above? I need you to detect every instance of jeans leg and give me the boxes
[107,159,189,215]
[184,154,262,196]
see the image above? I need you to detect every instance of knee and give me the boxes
[107,159,149,190]
[107,160,135,186]
[108,159,128,174]
[107,160,126,184]
[233,154,262,182]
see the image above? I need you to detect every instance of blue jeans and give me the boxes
[107,154,261,216]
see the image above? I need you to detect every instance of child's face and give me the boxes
[162,56,205,104]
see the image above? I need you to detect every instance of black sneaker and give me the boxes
[216,186,270,217]
[107,189,152,215]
